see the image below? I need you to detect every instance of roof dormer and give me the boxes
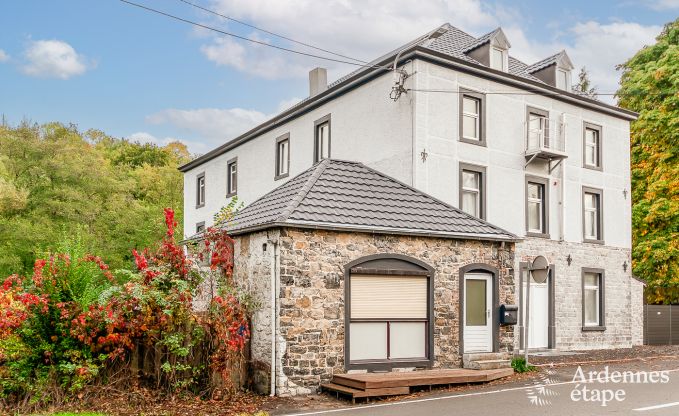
[463,28,511,72]
[527,50,575,90]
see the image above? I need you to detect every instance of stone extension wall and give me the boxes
[273,228,515,396]
[515,238,642,351]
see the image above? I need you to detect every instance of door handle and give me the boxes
[487,309,491,318]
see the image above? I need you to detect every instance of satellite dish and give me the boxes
[530,255,549,284]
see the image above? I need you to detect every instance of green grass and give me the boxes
[511,357,537,373]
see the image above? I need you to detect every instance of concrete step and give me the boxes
[465,359,512,370]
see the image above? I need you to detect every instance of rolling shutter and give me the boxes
[350,275,427,319]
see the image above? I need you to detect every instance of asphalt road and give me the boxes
[281,358,679,416]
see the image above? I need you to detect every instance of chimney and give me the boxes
[309,67,327,96]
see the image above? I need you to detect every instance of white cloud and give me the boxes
[0,49,8,62]
[277,96,303,112]
[146,107,269,147]
[567,21,661,96]
[199,0,497,80]
[22,40,92,79]
[639,0,679,10]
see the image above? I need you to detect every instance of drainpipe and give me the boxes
[558,114,567,241]
[269,239,279,396]
[411,61,417,187]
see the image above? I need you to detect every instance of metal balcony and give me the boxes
[524,116,568,171]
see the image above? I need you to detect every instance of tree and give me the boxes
[0,122,191,276]
[572,67,598,99]
[617,18,679,303]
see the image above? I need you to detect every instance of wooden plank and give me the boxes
[332,368,513,390]
[322,383,410,398]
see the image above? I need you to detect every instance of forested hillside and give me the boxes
[0,121,190,276]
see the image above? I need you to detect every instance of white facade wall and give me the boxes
[182,70,415,237]
[183,57,641,351]
[411,59,632,248]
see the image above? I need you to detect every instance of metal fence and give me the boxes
[644,304,679,345]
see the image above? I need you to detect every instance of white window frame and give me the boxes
[226,158,237,196]
[196,173,205,208]
[275,134,290,179]
[314,115,331,163]
[490,47,507,71]
[556,68,570,90]
[583,122,602,170]
[462,96,481,141]
[459,163,486,219]
[583,187,603,243]
[527,183,543,233]
[582,269,605,330]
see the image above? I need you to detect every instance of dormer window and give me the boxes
[490,47,507,71]
[556,68,570,90]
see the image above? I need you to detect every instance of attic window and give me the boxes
[490,47,507,71]
[557,69,570,90]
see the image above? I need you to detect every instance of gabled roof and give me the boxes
[225,159,517,241]
[461,27,511,53]
[178,24,637,173]
[526,50,574,73]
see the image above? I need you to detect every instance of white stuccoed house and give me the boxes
[181,24,644,395]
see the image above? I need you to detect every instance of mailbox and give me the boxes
[500,304,518,325]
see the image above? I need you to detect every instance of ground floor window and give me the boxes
[582,268,605,330]
[348,274,428,362]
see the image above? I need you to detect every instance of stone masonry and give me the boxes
[515,237,644,350]
[244,227,516,396]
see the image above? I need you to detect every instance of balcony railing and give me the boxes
[524,115,567,160]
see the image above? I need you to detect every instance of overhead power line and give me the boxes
[176,0,369,64]
[118,1,675,100]
[118,0,388,70]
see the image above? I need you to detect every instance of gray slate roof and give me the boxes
[226,159,517,241]
[525,51,563,73]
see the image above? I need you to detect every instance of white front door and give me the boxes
[523,276,549,349]
[464,273,493,353]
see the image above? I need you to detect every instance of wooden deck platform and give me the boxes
[321,368,514,402]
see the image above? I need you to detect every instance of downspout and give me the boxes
[411,61,417,187]
[269,238,278,396]
[558,114,567,241]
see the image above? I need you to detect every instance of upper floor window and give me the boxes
[226,158,237,197]
[556,69,570,90]
[490,47,507,71]
[526,107,549,151]
[459,89,486,146]
[196,172,205,208]
[459,163,486,219]
[583,187,603,243]
[314,115,331,163]
[526,176,549,237]
[583,123,602,170]
[582,269,605,330]
[275,134,290,179]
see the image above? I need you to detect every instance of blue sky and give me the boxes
[1,1,676,153]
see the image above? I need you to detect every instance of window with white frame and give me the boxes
[460,165,485,219]
[583,188,603,242]
[462,97,480,140]
[314,116,331,163]
[196,173,205,208]
[583,123,602,169]
[556,69,570,90]
[275,134,290,178]
[490,47,507,71]
[583,271,604,328]
[527,107,549,150]
[227,158,237,196]
[526,179,548,236]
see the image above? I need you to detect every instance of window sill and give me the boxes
[526,232,550,239]
[582,326,606,332]
[274,173,289,181]
[583,238,605,245]
[583,164,603,172]
[226,191,237,198]
[459,137,487,147]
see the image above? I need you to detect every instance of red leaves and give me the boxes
[83,254,114,282]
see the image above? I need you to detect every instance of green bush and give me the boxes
[511,357,537,373]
